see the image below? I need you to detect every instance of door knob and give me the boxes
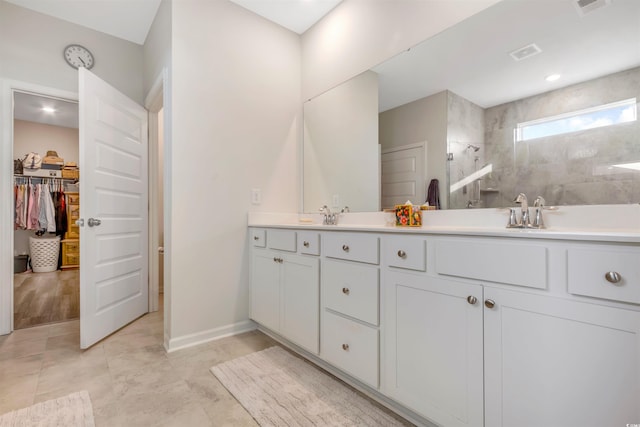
[87,218,101,227]
[397,250,407,258]
[342,244,349,252]
[484,299,496,309]
[467,295,478,305]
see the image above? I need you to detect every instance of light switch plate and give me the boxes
[251,188,262,205]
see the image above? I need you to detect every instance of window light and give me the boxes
[515,98,637,142]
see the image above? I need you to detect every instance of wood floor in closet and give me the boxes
[13,270,79,329]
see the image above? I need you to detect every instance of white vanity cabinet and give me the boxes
[250,229,320,354]
[484,286,640,427]
[250,224,640,427]
[383,235,640,427]
[383,236,484,427]
[321,232,381,389]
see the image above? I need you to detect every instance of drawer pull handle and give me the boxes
[342,244,349,252]
[303,241,310,247]
[397,250,407,258]
[273,257,283,263]
[484,299,496,309]
[342,287,350,295]
[605,271,622,284]
[467,295,477,305]
[253,236,259,241]
[342,343,349,351]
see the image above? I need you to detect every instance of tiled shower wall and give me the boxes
[449,66,640,209]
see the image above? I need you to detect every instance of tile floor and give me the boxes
[0,303,278,426]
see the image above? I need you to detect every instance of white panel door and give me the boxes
[484,287,640,427]
[381,144,424,209]
[250,250,281,332]
[280,254,319,354]
[79,68,149,349]
[383,270,484,427]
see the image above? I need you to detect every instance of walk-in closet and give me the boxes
[12,91,80,329]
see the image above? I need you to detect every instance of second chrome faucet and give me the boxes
[508,193,553,229]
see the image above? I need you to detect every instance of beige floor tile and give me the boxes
[47,319,80,338]
[0,372,39,413]
[0,353,42,379]
[102,329,164,359]
[0,336,47,360]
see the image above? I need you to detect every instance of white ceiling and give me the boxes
[5,0,162,45]
[373,0,640,111]
[229,0,342,34]
[14,92,78,129]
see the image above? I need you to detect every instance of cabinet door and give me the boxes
[383,270,484,427]
[484,287,640,427]
[250,250,281,332]
[281,254,320,354]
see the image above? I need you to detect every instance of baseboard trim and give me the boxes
[165,319,257,353]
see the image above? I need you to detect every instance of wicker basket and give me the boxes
[62,169,79,179]
[29,236,60,272]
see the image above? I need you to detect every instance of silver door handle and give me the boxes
[87,218,101,227]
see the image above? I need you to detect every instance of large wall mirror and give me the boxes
[303,0,640,213]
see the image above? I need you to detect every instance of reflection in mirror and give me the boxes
[303,71,380,212]
[303,0,640,212]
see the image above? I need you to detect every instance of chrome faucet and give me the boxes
[507,194,557,229]
[513,193,531,228]
[319,205,338,225]
[533,196,546,229]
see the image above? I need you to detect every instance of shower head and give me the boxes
[466,144,480,152]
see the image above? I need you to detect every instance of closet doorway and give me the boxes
[12,91,80,330]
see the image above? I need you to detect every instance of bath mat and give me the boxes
[211,346,409,426]
[0,390,95,427]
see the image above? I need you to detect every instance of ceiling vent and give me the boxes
[509,43,542,62]
[575,0,611,16]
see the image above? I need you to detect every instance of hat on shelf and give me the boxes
[43,150,64,165]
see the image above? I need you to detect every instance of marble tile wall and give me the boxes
[449,66,640,209]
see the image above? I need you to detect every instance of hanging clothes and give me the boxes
[426,179,441,210]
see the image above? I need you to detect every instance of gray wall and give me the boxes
[379,90,448,207]
[0,1,145,104]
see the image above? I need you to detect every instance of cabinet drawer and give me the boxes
[67,193,80,205]
[62,240,79,253]
[435,239,547,289]
[323,259,379,325]
[298,231,320,256]
[324,232,379,264]
[568,246,640,304]
[68,205,80,220]
[321,310,379,388]
[267,229,297,252]
[63,252,80,266]
[67,224,80,239]
[250,229,266,248]
[383,236,426,271]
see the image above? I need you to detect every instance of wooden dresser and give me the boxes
[61,192,80,269]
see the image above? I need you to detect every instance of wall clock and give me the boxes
[63,44,95,70]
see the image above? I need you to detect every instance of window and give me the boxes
[515,98,637,142]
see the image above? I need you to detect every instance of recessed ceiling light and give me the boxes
[42,107,56,113]
[545,74,561,82]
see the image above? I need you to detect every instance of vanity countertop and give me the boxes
[248,206,640,243]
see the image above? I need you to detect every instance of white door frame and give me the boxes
[0,73,170,336]
[0,80,78,335]
[145,70,167,313]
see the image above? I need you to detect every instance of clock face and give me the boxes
[64,44,94,70]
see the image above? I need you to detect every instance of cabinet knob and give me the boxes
[604,271,622,284]
[342,343,349,351]
[342,244,349,252]
[303,241,310,247]
[467,295,478,305]
[397,250,407,259]
[342,287,350,295]
[484,299,496,309]
[253,236,259,241]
